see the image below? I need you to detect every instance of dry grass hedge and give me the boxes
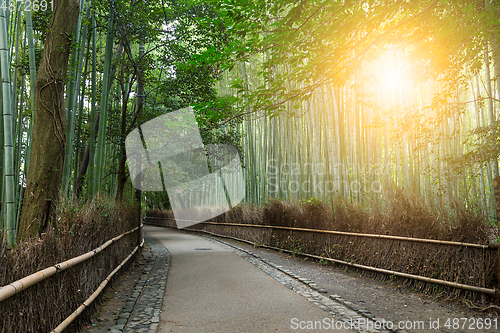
[0,197,140,333]
[147,190,499,303]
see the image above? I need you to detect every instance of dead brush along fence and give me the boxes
[144,217,499,298]
[199,221,499,250]
[0,225,143,331]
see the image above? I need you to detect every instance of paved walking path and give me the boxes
[145,225,354,333]
[106,226,399,332]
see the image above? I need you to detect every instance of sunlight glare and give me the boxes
[382,67,402,90]
[368,46,413,97]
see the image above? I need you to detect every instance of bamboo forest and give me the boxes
[3,1,500,332]
[0,0,499,244]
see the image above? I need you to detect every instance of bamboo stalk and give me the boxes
[95,8,115,193]
[10,1,21,132]
[73,31,91,189]
[484,44,499,177]
[88,11,98,198]
[23,10,36,179]
[0,88,3,231]
[0,6,16,246]
[61,0,87,195]
[14,74,24,228]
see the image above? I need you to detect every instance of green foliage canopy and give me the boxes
[194,0,500,119]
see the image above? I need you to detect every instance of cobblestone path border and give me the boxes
[108,236,170,333]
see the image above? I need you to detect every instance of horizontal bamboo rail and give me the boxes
[185,227,500,299]
[146,217,498,249]
[201,221,499,249]
[51,238,144,333]
[0,226,140,303]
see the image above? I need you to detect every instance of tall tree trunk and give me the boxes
[73,113,99,197]
[19,0,80,240]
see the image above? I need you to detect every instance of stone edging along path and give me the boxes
[108,230,401,333]
[107,235,170,333]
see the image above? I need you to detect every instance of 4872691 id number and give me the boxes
[1,0,53,12]
[444,318,498,330]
